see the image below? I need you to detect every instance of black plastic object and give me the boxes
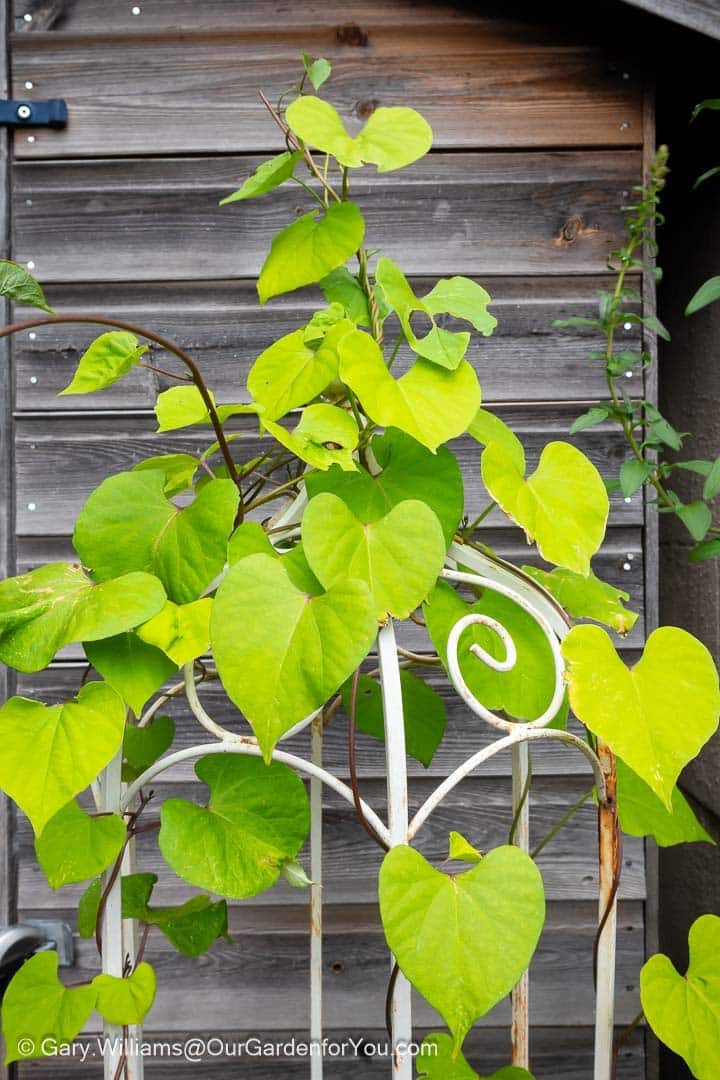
[0,98,68,128]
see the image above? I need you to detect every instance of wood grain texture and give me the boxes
[9,23,642,158]
[13,406,644,536]
[12,151,642,282]
[16,1026,645,1079]
[12,276,642,410]
[621,0,720,39]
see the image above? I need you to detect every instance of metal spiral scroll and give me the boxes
[102,535,615,1080]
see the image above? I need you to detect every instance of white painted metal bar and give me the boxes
[511,741,530,1068]
[120,741,391,848]
[310,715,324,1080]
[377,620,413,1080]
[98,749,127,1080]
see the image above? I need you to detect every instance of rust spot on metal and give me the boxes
[336,23,369,46]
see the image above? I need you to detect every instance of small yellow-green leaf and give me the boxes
[262,403,359,471]
[418,1034,535,1080]
[133,453,198,497]
[220,150,303,204]
[563,624,720,808]
[448,831,483,863]
[93,963,156,1026]
[258,202,364,303]
[59,332,147,395]
[339,328,480,451]
[137,598,212,665]
[35,800,126,888]
[248,320,350,421]
[482,441,609,575]
[641,915,720,1077]
[521,565,638,636]
[468,408,525,474]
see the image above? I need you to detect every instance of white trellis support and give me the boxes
[105,541,619,1080]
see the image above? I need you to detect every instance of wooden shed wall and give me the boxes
[4,2,653,1076]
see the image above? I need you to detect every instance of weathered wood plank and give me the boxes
[12,276,641,410]
[13,406,644,536]
[621,0,720,39]
[15,775,646,909]
[10,903,643,1031]
[12,151,642,281]
[17,1026,645,1079]
[10,25,642,158]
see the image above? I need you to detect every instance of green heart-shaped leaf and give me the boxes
[73,472,238,604]
[521,565,638,636]
[379,845,545,1049]
[60,331,148,395]
[263,402,359,471]
[306,428,464,545]
[159,755,309,898]
[220,149,303,204]
[2,952,96,1064]
[341,669,447,767]
[0,562,166,673]
[122,873,229,957]
[286,97,432,173]
[424,580,556,722]
[137,598,212,665]
[258,201,364,303]
[0,682,126,834]
[616,757,713,847]
[641,914,720,1077]
[339,328,480,451]
[303,493,446,620]
[123,715,176,781]
[36,800,126,888]
[562,625,720,808]
[93,963,156,1025]
[248,318,351,421]
[481,441,608,575]
[86,632,177,717]
[418,1034,534,1080]
[212,554,376,758]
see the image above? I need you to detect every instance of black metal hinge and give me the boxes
[0,99,68,129]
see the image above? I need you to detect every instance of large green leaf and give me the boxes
[306,429,464,545]
[0,562,166,673]
[616,757,713,847]
[338,328,480,451]
[159,755,310,898]
[2,952,96,1064]
[73,472,238,604]
[0,259,54,313]
[303,493,446,620]
[247,320,350,421]
[341,669,446,767]
[418,1034,534,1080]
[286,97,431,172]
[563,625,720,808]
[521,565,638,636]
[85,632,177,717]
[123,715,176,782]
[219,150,303,204]
[375,259,495,369]
[379,845,544,1049]
[122,872,229,957]
[35,800,126,888]
[93,963,156,1025]
[481,441,609,575]
[212,554,376,758]
[258,201,364,303]
[0,682,126,835]
[424,580,556,722]
[262,403,359,471]
[59,331,148,395]
[641,914,720,1078]
[137,598,212,665]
